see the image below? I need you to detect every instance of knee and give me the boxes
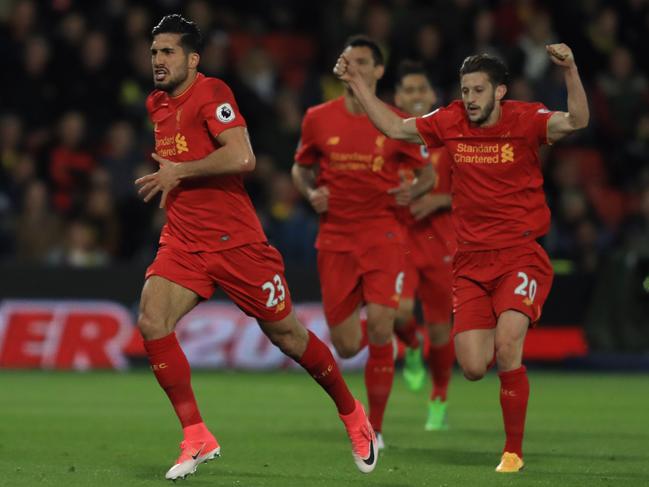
[331,335,360,359]
[137,309,167,341]
[428,324,452,346]
[458,357,486,381]
[463,366,486,381]
[267,327,306,359]
[495,339,522,369]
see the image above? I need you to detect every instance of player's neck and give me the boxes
[170,71,198,98]
[344,91,368,115]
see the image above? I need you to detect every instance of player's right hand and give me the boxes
[333,54,354,82]
[410,193,450,220]
[307,186,329,213]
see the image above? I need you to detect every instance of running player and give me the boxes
[135,15,378,480]
[292,36,434,449]
[334,45,588,471]
[392,61,456,431]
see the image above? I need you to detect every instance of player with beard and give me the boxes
[392,61,456,431]
[334,46,589,471]
[135,15,378,480]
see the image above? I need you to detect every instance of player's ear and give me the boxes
[495,84,507,101]
[188,52,200,69]
[374,64,385,80]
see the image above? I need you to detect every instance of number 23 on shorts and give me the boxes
[261,273,287,308]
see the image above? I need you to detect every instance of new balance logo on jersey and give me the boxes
[326,136,340,145]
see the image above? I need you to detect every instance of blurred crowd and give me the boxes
[0,0,648,273]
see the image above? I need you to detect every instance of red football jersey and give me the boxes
[146,73,266,252]
[295,97,425,251]
[415,100,554,251]
[403,146,456,267]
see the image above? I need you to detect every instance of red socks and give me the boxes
[298,331,356,415]
[143,332,203,428]
[365,342,395,432]
[498,365,529,457]
[395,317,420,349]
[428,340,455,401]
[359,319,369,350]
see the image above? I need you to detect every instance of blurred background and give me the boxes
[0,0,647,369]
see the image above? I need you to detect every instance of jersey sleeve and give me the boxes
[415,109,445,148]
[430,148,452,193]
[294,111,320,166]
[199,80,247,138]
[526,103,555,145]
[397,140,428,170]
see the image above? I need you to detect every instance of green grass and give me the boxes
[1,370,648,486]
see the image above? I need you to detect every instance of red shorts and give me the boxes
[146,242,292,322]
[452,241,554,336]
[318,243,404,326]
[402,253,453,325]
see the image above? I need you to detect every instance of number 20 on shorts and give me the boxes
[262,274,286,308]
[514,271,537,302]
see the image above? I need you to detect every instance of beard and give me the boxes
[472,96,495,125]
[154,70,188,93]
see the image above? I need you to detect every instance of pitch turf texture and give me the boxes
[2,371,648,486]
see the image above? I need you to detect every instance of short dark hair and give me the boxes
[343,35,384,66]
[395,60,432,88]
[152,14,203,53]
[459,54,509,86]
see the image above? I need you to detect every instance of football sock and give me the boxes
[498,365,529,457]
[428,340,455,401]
[365,342,395,432]
[298,330,356,415]
[144,332,203,428]
[395,317,420,349]
[359,319,369,350]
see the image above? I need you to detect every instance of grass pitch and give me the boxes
[1,369,648,486]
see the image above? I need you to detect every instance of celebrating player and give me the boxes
[135,15,378,480]
[392,61,456,431]
[334,45,588,471]
[292,36,434,448]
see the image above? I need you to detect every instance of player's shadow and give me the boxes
[392,445,494,467]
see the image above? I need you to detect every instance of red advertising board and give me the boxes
[0,300,587,370]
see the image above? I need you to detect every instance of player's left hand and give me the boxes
[135,153,182,208]
[388,175,415,206]
[410,193,449,220]
[546,43,575,68]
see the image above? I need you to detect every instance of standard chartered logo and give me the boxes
[500,143,514,162]
[175,133,188,154]
[453,142,515,164]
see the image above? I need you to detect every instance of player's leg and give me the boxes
[258,311,378,473]
[360,243,404,445]
[419,266,454,430]
[395,260,426,391]
[452,274,497,381]
[317,249,366,358]
[492,243,554,473]
[493,310,529,472]
[213,243,377,473]
[140,246,219,480]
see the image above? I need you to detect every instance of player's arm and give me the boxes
[291,163,329,214]
[410,192,451,221]
[388,163,436,206]
[545,44,589,144]
[135,126,254,208]
[334,55,422,144]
